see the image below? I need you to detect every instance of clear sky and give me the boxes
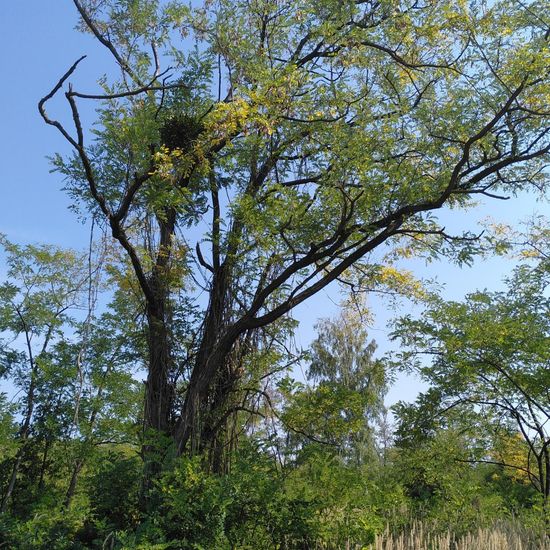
[1,3,548,411]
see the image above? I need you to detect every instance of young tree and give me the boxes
[60,312,142,507]
[0,237,88,512]
[40,0,549,461]
[283,307,386,463]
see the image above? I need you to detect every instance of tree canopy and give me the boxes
[393,224,550,526]
[37,0,550,468]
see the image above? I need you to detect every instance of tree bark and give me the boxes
[140,209,178,503]
[38,439,52,492]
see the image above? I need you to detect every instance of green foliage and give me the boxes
[0,502,90,550]
[393,429,508,530]
[87,452,141,531]
[282,307,387,465]
[2,0,549,546]
[156,456,231,548]
[149,445,383,549]
[283,448,383,546]
[392,238,550,532]
[0,395,17,459]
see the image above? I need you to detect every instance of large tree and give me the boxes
[40,0,549,463]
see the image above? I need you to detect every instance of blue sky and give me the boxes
[1,2,548,410]
[1,3,110,247]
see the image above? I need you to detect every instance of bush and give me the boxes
[0,503,89,550]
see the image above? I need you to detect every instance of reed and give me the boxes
[367,520,549,550]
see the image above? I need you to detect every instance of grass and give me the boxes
[367,521,549,550]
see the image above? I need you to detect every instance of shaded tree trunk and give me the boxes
[38,438,53,492]
[144,300,172,436]
[143,208,177,435]
[1,452,24,514]
[140,209,177,503]
[173,255,236,457]
[64,459,84,508]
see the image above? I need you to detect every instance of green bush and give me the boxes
[0,503,89,550]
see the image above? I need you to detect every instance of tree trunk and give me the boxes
[174,319,245,457]
[175,342,229,455]
[38,439,52,492]
[201,336,249,473]
[544,448,549,537]
[140,210,177,503]
[140,298,174,504]
[64,459,84,508]
[144,302,172,436]
[143,209,176,438]
[0,451,24,514]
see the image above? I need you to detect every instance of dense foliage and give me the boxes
[1,232,548,547]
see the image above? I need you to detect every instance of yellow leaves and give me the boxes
[345,262,428,301]
[497,38,550,89]
[203,97,251,141]
[483,218,550,261]
[520,249,541,259]
[375,266,427,300]
[493,432,532,485]
[152,99,256,184]
[152,145,175,171]
[164,242,191,289]
[486,220,513,239]
[152,145,197,181]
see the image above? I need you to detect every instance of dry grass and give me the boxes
[367,521,549,550]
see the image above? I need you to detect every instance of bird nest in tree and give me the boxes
[159,114,204,151]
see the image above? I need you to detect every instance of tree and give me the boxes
[0,237,88,512]
[0,396,17,464]
[282,306,386,463]
[392,246,550,529]
[40,0,549,465]
[59,311,142,508]
[0,234,142,517]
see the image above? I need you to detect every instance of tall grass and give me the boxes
[368,521,549,550]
